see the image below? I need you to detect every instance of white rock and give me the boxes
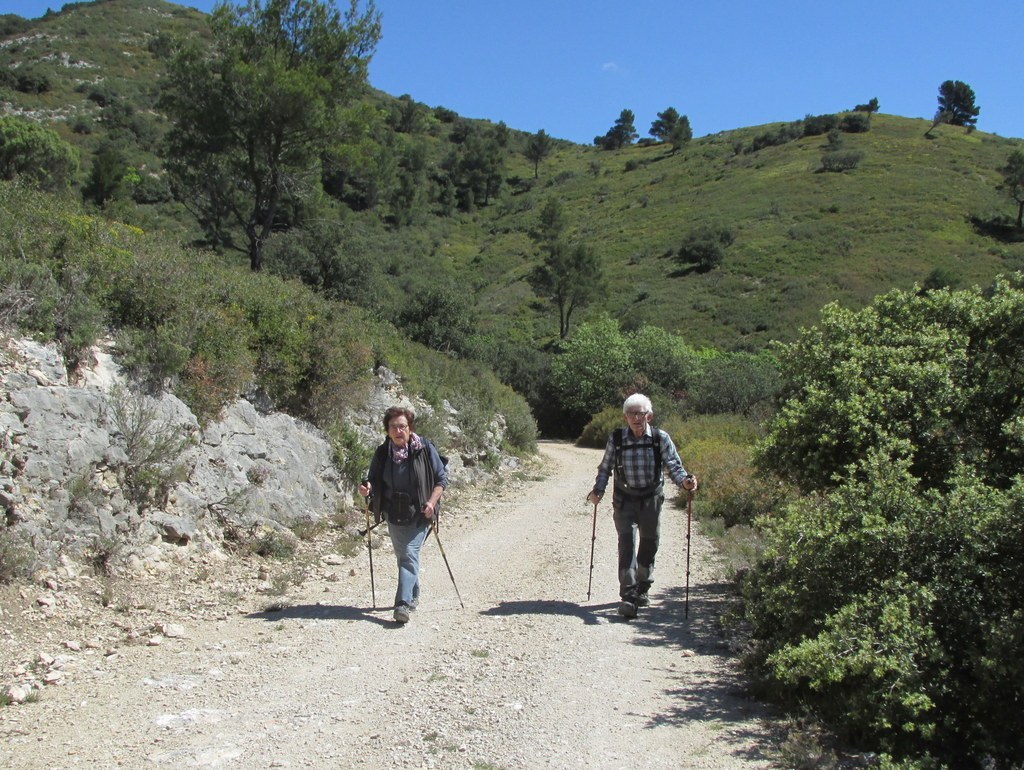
[160,623,186,639]
[5,684,31,703]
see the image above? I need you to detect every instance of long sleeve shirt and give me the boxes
[591,425,688,496]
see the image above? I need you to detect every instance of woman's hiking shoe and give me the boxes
[635,593,650,607]
[393,603,411,624]
[618,599,638,619]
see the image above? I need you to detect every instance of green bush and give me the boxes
[0,528,35,584]
[627,325,701,395]
[840,113,872,133]
[676,224,734,271]
[686,350,780,419]
[577,406,623,448]
[802,113,840,137]
[108,385,192,506]
[328,422,375,489]
[681,436,781,528]
[0,116,79,191]
[230,274,318,409]
[820,150,863,172]
[746,456,1024,765]
[747,279,1024,765]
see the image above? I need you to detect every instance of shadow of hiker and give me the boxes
[480,599,619,626]
[246,603,394,628]
[628,581,736,651]
[625,581,779,762]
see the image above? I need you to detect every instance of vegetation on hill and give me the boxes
[2,2,1021,364]
[0,180,538,472]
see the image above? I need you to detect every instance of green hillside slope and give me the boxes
[430,116,1024,351]
[3,0,1022,356]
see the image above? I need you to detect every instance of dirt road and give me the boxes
[1,441,779,769]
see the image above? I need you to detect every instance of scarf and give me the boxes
[390,433,424,464]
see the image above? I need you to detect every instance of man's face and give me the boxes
[624,407,649,436]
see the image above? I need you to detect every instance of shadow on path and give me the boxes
[246,603,394,628]
[627,581,780,764]
[479,599,619,626]
[629,580,736,652]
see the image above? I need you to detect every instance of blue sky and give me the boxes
[7,0,1023,142]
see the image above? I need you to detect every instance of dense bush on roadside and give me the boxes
[745,276,1024,767]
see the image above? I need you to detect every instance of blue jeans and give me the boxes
[612,490,664,599]
[388,518,431,608]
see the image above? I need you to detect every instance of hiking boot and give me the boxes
[618,599,638,619]
[393,603,411,624]
[635,592,650,607]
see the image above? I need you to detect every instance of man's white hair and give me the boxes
[622,393,652,414]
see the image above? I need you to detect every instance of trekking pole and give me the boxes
[587,500,598,601]
[362,487,376,609]
[362,501,374,610]
[357,519,383,537]
[430,518,464,609]
[684,483,693,619]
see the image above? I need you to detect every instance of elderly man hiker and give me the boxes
[587,394,698,619]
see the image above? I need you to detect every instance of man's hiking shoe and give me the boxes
[393,604,411,624]
[618,599,638,619]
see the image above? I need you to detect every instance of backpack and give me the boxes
[612,427,662,495]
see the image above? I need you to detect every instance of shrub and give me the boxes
[250,528,297,560]
[677,224,735,271]
[578,406,624,448]
[108,385,192,506]
[549,316,632,432]
[747,279,1024,765]
[0,528,35,584]
[627,325,701,395]
[686,350,780,419]
[840,113,871,133]
[820,150,863,172]
[0,116,79,191]
[14,69,50,94]
[680,436,781,528]
[328,422,375,488]
[802,113,840,137]
[395,285,478,358]
[749,122,803,152]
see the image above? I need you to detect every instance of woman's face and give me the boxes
[387,415,412,447]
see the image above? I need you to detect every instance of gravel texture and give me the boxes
[1,441,780,769]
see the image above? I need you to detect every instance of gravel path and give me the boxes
[1,441,779,769]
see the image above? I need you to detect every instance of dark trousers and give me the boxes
[612,489,664,599]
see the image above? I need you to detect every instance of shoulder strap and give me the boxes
[613,427,625,478]
[613,427,662,487]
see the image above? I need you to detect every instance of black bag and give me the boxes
[385,492,418,525]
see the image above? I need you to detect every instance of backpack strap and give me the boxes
[613,427,663,495]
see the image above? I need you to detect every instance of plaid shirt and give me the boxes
[592,426,688,496]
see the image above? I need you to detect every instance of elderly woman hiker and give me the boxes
[587,394,698,619]
[358,406,448,624]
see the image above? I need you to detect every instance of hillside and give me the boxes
[430,115,1022,351]
[2,0,1023,356]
